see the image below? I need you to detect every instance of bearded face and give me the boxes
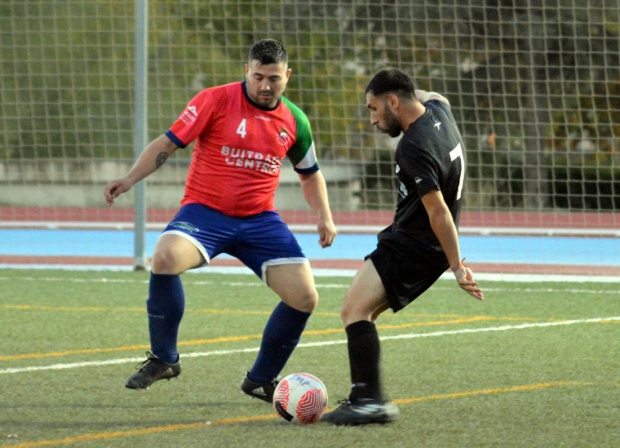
[380,104,403,138]
[366,93,403,138]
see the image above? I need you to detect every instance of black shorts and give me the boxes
[367,240,449,313]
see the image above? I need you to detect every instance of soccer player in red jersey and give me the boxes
[104,39,336,402]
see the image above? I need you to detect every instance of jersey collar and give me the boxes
[241,81,282,111]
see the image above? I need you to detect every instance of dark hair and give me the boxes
[364,68,415,100]
[248,39,288,65]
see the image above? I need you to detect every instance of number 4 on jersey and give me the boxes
[236,119,247,138]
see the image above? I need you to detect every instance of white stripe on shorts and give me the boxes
[159,230,210,267]
[261,257,309,284]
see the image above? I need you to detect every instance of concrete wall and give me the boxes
[0,160,363,211]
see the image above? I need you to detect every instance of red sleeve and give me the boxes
[168,89,217,147]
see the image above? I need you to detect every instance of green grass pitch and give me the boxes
[0,268,619,447]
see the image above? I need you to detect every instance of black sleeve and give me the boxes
[398,142,440,198]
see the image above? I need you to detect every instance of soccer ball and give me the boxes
[273,372,328,424]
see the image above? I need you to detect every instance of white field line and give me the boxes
[2,265,620,283]
[2,316,618,376]
[2,275,620,293]
[3,220,620,237]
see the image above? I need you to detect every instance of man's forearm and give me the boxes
[300,171,333,220]
[126,134,178,185]
[429,209,462,270]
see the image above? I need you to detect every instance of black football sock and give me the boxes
[345,320,383,403]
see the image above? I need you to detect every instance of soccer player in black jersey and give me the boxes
[322,68,484,426]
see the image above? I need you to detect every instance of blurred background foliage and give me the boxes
[1,0,619,210]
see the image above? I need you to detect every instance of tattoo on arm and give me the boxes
[155,152,169,169]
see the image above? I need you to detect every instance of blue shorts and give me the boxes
[161,203,308,281]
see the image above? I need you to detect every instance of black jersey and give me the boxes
[378,100,466,251]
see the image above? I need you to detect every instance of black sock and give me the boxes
[345,320,383,403]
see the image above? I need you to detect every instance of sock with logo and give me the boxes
[146,273,185,364]
[248,301,311,383]
[346,320,383,403]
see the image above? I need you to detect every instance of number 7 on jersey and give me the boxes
[449,143,464,200]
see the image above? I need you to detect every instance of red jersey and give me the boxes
[166,81,318,217]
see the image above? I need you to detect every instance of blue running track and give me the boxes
[1,229,618,267]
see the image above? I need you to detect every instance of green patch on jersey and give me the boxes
[281,96,314,166]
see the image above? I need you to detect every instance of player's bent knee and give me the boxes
[284,288,318,313]
[306,290,319,311]
[340,291,355,322]
[151,249,186,275]
[340,305,353,325]
[267,263,319,313]
[340,295,373,326]
[340,308,372,327]
[299,289,319,313]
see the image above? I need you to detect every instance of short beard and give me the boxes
[383,105,402,138]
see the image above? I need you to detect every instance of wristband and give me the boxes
[451,258,466,272]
